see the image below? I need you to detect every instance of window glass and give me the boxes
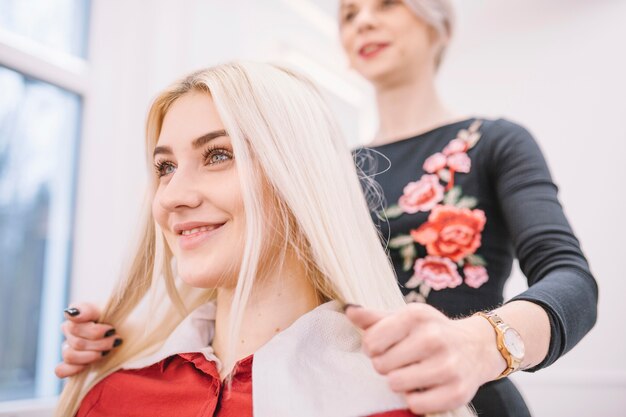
[0,0,90,58]
[0,66,81,400]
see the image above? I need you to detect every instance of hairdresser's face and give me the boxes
[339,0,438,86]
[152,92,243,288]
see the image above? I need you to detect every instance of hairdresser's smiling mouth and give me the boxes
[358,42,390,59]
[173,221,226,251]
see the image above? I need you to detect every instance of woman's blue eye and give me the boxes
[203,147,234,166]
[154,161,176,177]
[209,153,230,164]
[342,11,356,22]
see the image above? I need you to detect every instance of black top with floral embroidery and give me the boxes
[355,118,597,415]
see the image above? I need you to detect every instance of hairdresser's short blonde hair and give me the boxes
[403,0,455,66]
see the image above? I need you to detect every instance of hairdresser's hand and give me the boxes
[55,303,121,378]
[345,303,505,415]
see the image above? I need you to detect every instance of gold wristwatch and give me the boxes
[474,311,525,379]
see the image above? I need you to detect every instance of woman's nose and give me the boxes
[157,168,202,211]
[354,7,378,33]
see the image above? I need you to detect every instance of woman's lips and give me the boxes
[358,42,390,59]
[177,223,225,250]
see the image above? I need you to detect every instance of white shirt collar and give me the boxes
[122,301,410,417]
[122,302,218,370]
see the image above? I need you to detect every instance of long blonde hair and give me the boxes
[56,62,470,417]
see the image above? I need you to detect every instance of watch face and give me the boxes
[503,328,525,359]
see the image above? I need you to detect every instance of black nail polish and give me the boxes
[113,338,123,348]
[101,350,111,357]
[342,303,362,313]
[64,307,80,317]
[104,329,116,338]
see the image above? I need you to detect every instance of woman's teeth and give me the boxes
[181,225,216,236]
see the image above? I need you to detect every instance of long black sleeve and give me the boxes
[487,119,598,370]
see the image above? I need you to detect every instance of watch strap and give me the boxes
[474,311,523,379]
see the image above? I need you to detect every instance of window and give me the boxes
[0,0,89,57]
[0,0,90,403]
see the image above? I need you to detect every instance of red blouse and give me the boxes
[76,353,419,417]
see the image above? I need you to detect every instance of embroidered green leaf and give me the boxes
[438,168,451,183]
[380,205,404,219]
[465,254,487,266]
[443,186,461,206]
[404,290,425,303]
[468,120,483,133]
[389,234,414,248]
[405,274,422,289]
[400,244,417,271]
[466,120,483,148]
[467,132,482,149]
[457,196,478,209]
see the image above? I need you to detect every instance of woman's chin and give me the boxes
[178,268,236,290]
[358,64,402,86]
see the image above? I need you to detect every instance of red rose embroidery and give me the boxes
[447,152,471,173]
[423,152,447,173]
[463,265,489,288]
[443,138,468,156]
[398,174,445,214]
[408,256,463,290]
[410,205,486,262]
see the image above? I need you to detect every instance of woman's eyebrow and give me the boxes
[340,1,356,11]
[153,129,228,158]
[191,129,228,149]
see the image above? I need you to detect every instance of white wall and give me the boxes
[439,1,626,416]
[63,1,626,417]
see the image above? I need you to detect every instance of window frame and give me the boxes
[0,11,90,414]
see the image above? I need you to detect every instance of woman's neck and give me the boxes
[211,255,320,377]
[371,72,462,146]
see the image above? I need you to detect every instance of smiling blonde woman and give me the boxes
[54,62,473,417]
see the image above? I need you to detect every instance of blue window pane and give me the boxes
[0,0,90,58]
[0,66,81,400]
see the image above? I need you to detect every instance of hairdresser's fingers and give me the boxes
[385,354,455,393]
[54,362,86,379]
[61,343,107,366]
[371,312,492,414]
[62,320,115,341]
[362,303,442,357]
[63,302,102,323]
[403,380,477,415]
[64,331,121,353]
[344,305,389,331]
[369,330,436,375]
